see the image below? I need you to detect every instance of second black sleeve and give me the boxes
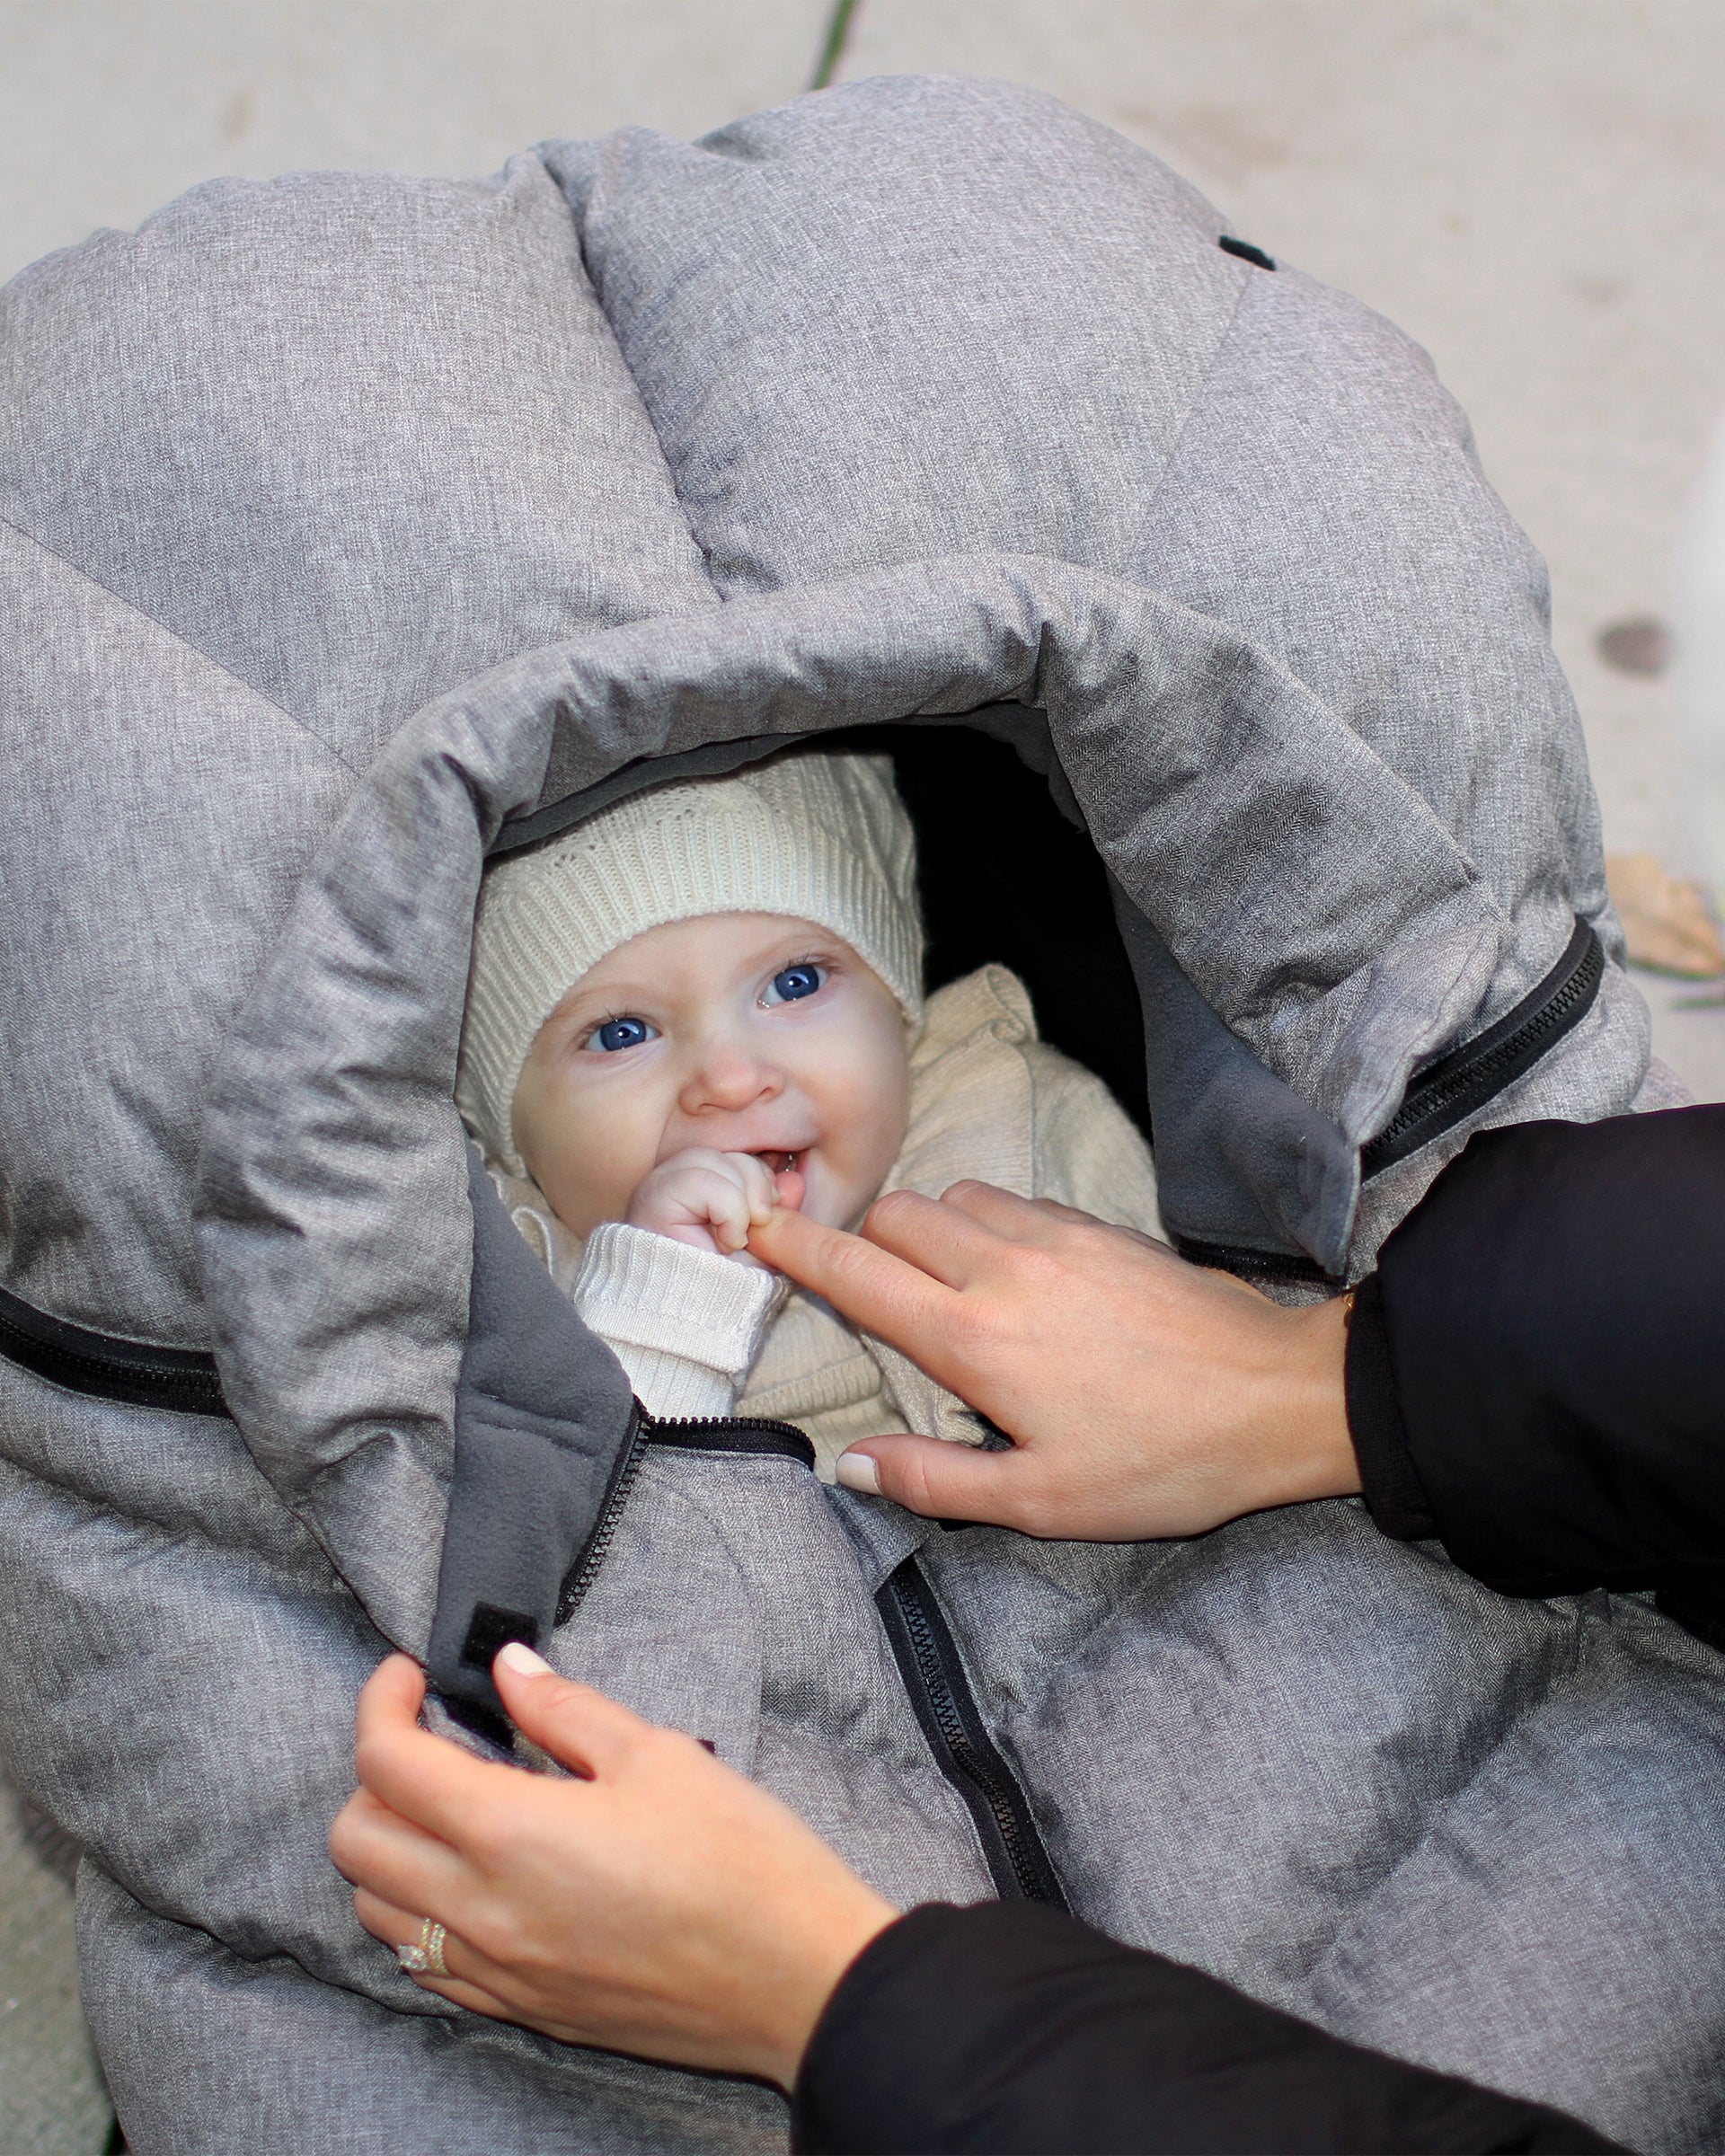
[1347,1104,1725,1611]
[792,1902,1618,2154]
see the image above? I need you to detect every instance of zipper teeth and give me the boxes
[552,1430,1063,1908]
[553,1412,813,1629]
[1172,1239,1334,1287]
[897,1588,1041,1893]
[1366,926,1602,1165]
[554,1414,649,1626]
[1373,961,1596,1146]
[886,1568,1063,1906]
[0,1308,226,1402]
[645,1416,810,1439]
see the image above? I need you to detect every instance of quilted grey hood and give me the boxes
[191,553,1553,1644]
[1,71,1643,1370]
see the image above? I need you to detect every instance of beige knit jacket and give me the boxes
[485,965,1163,1479]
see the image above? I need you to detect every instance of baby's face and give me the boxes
[511,913,912,1240]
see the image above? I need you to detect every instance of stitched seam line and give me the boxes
[1136,257,1256,538]
[0,508,361,775]
[565,204,725,609]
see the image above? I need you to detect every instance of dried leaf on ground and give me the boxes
[1606,853,1725,977]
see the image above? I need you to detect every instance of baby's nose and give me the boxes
[680,1044,782,1113]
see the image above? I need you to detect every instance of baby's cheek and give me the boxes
[835,1048,912,1211]
[527,1098,659,1238]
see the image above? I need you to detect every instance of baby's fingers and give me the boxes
[721,1151,780,1226]
[700,1167,756,1254]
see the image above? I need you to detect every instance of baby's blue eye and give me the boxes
[765,963,825,1005]
[591,1016,654,1053]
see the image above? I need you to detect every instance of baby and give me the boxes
[456,749,1161,1471]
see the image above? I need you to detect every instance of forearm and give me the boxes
[793,1903,1618,2155]
[1347,1107,1725,1605]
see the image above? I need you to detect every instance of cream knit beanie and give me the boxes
[456,750,924,1173]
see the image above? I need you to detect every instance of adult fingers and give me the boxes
[748,1207,959,1340]
[352,1655,511,1845]
[352,1886,522,2019]
[951,1186,1217,1286]
[933,1180,1074,1244]
[359,1647,426,1722]
[859,1188,1012,1286]
[835,1435,1033,1529]
[353,1884,468,1965]
[489,1645,663,1781]
[1026,1193,1144,1235]
[330,1784,472,1916]
[946,1185,1175,1263]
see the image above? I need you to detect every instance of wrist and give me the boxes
[1260,1293,1359,1508]
[624,1202,720,1254]
[754,1886,898,2092]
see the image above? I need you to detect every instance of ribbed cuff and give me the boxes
[571,1223,782,1421]
[608,1343,735,1420]
[1344,1273,1437,1541]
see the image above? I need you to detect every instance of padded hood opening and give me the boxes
[181,552,1642,1674]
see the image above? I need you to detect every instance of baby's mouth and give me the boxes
[755,1149,802,1177]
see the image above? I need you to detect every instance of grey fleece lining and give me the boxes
[426,1147,638,1723]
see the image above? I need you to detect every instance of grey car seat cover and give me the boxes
[4,72,1716,2156]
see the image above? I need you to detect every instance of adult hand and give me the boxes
[748,1183,1358,1539]
[329,1649,897,2090]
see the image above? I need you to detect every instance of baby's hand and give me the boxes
[625,1149,781,1258]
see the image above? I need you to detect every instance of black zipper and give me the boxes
[553,1401,650,1625]
[1169,1237,1338,1289]
[553,1410,817,1625]
[0,1281,228,1418]
[1359,916,1603,1180]
[1177,917,1606,1283]
[559,1416,1066,1907]
[876,1554,1067,1909]
[641,1414,816,1467]
[0,927,1605,1395]
[0,1303,1075,1902]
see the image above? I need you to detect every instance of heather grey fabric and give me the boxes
[1,69,1719,2156]
[196,559,1524,1591]
[0,154,710,752]
[544,73,1648,1256]
[77,1864,789,2156]
[541,76,1235,596]
[0,517,354,1341]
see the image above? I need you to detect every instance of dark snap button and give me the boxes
[1218,234,1276,270]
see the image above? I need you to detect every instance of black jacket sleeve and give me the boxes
[1347,1105,1725,1634]
[792,1903,1620,2155]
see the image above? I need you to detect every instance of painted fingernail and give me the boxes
[835,1452,880,1495]
[496,1641,552,1677]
